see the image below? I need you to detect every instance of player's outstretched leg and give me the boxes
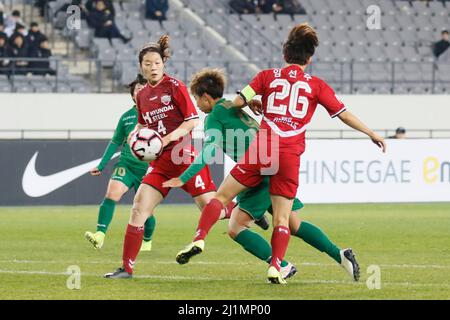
[85,198,116,249]
[176,199,234,265]
[339,248,360,281]
[289,212,360,281]
[140,215,156,252]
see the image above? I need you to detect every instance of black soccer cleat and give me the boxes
[176,240,204,265]
[104,267,132,279]
[340,248,360,282]
[255,214,270,230]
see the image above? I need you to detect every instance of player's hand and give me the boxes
[248,99,263,116]
[162,177,184,188]
[90,167,101,176]
[370,133,386,153]
[161,135,171,148]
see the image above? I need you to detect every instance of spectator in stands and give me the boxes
[271,0,306,15]
[229,0,257,14]
[27,22,46,51]
[29,36,55,76]
[0,31,9,74]
[0,1,4,27]
[6,33,29,74]
[86,0,115,17]
[145,0,169,21]
[4,10,27,37]
[87,0,131,44]
[388,127,406,139]
[433,30,450,59]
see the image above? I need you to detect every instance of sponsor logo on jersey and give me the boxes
[161,95,171,105]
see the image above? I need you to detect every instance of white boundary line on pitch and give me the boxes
[1,259,450,270]
[0,269,450,289]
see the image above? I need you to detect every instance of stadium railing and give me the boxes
[2,129,450,140]
[1,57,450,94]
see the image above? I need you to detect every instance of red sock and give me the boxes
[270,226,291,271]
[223,201,236,219]
[193,198,224,242]
[122,224,144,274]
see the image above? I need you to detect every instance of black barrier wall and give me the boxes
[0,140,224,206]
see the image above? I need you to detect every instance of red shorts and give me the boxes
[230,134,302,199]
[142,148,216,198]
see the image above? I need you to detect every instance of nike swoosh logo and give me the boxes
[150,96,158,101]
[22,151,120,197]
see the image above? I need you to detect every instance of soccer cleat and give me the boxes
[254,215,270,230]
[140,240,152,252]
[280,262,297,280]
[340,248,360,281]
[84,231,105,249]
[267,265,287,285]
[176,240,204,265]
[104,267,132,279]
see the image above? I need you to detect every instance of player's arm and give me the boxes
[337,110,386,152]
[91,116,124,176]
[161,118,199,148]
[234,71,265,114]
[318,80,386,153]
[162,82,200,147]
[127,122,144,144]
[162,142,217,188]
[163,115,222,188]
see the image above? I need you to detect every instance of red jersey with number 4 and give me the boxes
[136,74,199,151]
[246,64,346,154]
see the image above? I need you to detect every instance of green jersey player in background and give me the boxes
[163,69,359,282]
[85,74,156,252]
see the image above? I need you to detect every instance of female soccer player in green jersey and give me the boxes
[85,74,156,251]
[164,68,359,282]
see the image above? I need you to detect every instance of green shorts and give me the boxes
[237,177,304,220]
[111,160,147,192]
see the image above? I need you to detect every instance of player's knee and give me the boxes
[105,190,122,202]
[227,226,237,239]
[214,194,229,206]
[273,215,289,228]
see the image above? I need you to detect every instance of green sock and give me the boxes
[295,221,342,263]
[234,229,288,267]
[143,215,156,242]
[96,198,116,233]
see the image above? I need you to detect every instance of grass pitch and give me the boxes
[0,203,449,300]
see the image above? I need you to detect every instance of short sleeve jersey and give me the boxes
[243,65,346,153]
[136,75,199,151]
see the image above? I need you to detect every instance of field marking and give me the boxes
[1,259,450,270]
[1,269,450,289]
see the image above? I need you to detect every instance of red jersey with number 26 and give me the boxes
[245,65,346,154]
[136,74,199,151]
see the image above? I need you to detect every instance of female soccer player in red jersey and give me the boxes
[104,35,232,278]
[199,23,386,284]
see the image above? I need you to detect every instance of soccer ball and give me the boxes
[130,128,163,162]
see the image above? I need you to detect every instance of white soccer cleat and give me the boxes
[280,262,298,280]
[340,248,360,281]
[267,265,287,285]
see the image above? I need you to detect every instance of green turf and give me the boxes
[0,203,449,300]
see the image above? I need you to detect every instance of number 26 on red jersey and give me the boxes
[267,79,312,119]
